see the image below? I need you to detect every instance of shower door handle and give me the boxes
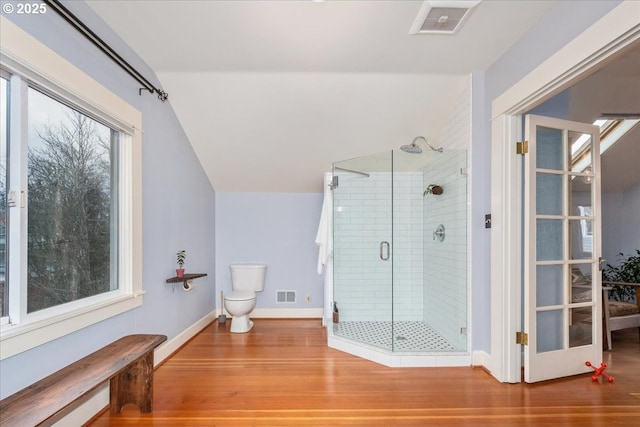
[380,241,390,261]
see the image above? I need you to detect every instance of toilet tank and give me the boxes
[229,264,267,292]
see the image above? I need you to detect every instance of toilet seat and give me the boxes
[225,290,255,301]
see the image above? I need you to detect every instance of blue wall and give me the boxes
[215,192,324,310]
[485,1,622,102]
[1,2,216,397]
[602,181,640,265]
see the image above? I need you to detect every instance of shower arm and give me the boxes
[413,136,444,153]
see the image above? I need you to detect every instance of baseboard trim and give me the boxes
[472,350,490,370]
[53,310,218,426]
[154,310,217,362]
[250,308,323,318]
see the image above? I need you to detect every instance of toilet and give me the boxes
[223,264,266,333]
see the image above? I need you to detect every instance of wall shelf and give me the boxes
[166,273,207,292]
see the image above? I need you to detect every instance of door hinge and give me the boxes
[516,141,529,155]
[516,331,529,345]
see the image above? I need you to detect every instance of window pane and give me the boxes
[569,130,592,173]
[570,264,592,303]
[0,77,7,318]
[536,219,563,261]
[27,88,117,313]
[536,173,563,215]
[537,309,563,353]
[536,264,563,307]
[569,306,593,348]
[536,126,563,170]
[570,219,593,260]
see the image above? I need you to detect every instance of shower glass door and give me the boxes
[332,150,393,351]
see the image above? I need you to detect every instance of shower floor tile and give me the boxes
[333,321,456,352]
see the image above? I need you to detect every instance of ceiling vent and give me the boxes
[410,1,481,35]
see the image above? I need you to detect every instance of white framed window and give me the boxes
[0,17,143,359]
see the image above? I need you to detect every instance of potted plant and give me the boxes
[423,184,443,196]
[602,249,640,302]
[176,250,186,278]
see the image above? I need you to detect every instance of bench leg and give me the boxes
[109,351,155,413]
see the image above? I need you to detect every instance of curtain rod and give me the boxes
[44,0,168,102]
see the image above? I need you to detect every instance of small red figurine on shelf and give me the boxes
[585,361,614,383]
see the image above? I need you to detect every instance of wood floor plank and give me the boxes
[89,319,640,426]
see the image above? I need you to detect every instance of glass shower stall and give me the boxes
[330,148,468,355]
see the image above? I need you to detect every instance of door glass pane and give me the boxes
[536,127,563,170]
[537,310,563,352]
[0,77,7,318]
[536,173,563,215]
[569,178,592,216]
[536,265,563,307]
[333,150,392,351]
[569,306,593,348]
[569,131,592,173]
[536,219,563,261]
[570,219,593,260]
[27,88,116,313]
[570,264,592,303]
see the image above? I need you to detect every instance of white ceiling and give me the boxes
[87,0,557,192]
[87,0,555,74]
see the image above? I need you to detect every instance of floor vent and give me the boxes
[276,290,296,303]
[410,1,481,35]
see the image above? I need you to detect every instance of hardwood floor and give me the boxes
[89,319,640,426]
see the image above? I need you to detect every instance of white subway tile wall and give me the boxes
[422,150,468,351]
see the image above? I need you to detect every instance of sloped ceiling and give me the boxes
[566,41,640,193]
[87,0,556,192]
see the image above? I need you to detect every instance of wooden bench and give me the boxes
[603,281,640,351]
[0,334,167,426]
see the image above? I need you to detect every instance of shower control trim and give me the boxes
[380,241,390,261]
[433,224,445,242]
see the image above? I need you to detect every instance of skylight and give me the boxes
[600,118,639,154]
[571,118,639,174]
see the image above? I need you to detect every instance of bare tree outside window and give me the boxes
[27,88,116,313]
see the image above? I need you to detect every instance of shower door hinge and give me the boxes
[516,141,529,155]
[330,175,339,189]
[516,331,529,345]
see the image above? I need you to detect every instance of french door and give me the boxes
[524,115,602,383]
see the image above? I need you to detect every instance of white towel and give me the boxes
[315,173,333,275]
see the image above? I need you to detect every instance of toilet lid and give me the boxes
[225,290,255,301]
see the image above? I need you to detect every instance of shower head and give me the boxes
[402,136,443,154]
[400,142,423,154]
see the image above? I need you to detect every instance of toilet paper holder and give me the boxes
[165,273,208,293]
